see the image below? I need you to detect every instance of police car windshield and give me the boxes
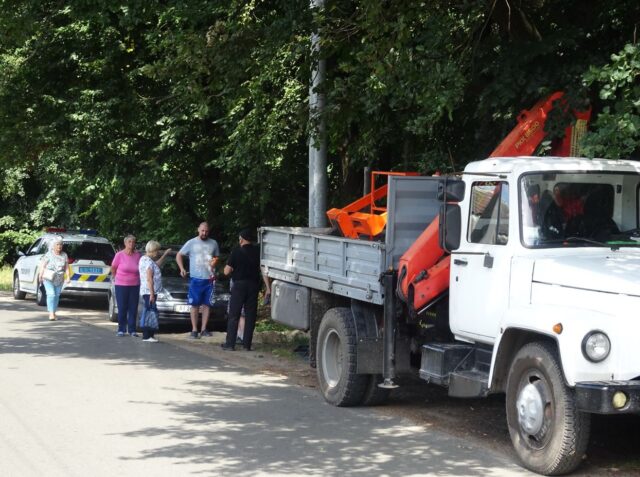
[64,242,116,265]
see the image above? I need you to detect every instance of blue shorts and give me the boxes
[187,278,213,307]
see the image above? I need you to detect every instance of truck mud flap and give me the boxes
[357,337,410,375]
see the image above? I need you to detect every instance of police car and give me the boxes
[13,229,116,305]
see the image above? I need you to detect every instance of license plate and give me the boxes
[79,267,102,274]
[175,304,191,313]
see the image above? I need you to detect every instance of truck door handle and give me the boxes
[453,258,468,266]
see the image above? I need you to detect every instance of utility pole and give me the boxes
[308,0,328,227]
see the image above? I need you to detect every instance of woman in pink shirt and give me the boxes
[111,235,142,337]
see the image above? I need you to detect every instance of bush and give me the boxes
[0,229,37,266]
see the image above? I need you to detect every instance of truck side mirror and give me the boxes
[437,179,465,202]
[439,203,461,252]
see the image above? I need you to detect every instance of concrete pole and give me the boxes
[309,0,328,227]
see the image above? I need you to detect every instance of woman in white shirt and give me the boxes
[138,241,171,342]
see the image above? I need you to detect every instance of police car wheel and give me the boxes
[108,293,118,322]
[13,274,26,300]
[36,284,47,307]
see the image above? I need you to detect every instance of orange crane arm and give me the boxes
[490,91,591,158]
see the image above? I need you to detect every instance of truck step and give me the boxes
[419,342,493,395]
[419,343,475,385]
[449,370,489,398]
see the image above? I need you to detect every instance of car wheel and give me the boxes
[506,341,590,475]
[107,293,118,322]
[13,274,26,300]
[36,284,47,307]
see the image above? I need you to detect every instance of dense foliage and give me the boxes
[0,0,638,263]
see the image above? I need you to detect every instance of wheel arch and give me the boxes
[490,328,560,393]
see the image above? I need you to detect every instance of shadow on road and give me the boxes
[1,294,639,476]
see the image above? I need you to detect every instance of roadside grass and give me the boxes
[0,265,12,291]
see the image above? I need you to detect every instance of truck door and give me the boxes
[449,181,511,342]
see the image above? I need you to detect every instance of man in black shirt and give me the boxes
[222,228,266,350]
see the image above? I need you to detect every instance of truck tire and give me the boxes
[36,284,47,307]
[13,274,26,300]
[316,307,368,407]
[506,341,590,475]
[108,292,118,322]
[361,374,391,406]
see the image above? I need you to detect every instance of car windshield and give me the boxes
[520,171,640,248]
[64,242,116,264]
[161,255,185,278]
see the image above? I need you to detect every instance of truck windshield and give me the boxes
[520,171,640,248]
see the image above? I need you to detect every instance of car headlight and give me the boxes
[213,293,230,303]
[156,290,171,301]
[581,331,611,362]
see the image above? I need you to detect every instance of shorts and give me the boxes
[187,277,213,307]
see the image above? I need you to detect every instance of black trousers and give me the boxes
[225,280,259,349]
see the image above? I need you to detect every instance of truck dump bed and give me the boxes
[260,176,442,305]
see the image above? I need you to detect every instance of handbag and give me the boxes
[42,269,55,281]
[142,307,159,330]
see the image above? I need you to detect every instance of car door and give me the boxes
[449,181,511,342]
[18,238,46,293]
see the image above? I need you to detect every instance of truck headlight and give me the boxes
[581,331,611,362]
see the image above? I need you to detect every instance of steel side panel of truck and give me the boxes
[260,176,442,306]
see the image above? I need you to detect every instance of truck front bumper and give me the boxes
[575,380,640,414]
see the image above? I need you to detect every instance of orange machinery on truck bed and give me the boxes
[327,91,592,315]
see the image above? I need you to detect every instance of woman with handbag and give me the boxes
[138,240,171,342]
[38,236,69,321]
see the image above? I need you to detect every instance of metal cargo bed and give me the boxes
[260,175,443,305]
[260,226,387,304]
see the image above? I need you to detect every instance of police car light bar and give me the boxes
[44,227,99,236]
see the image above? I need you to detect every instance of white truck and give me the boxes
[260,157,640,475]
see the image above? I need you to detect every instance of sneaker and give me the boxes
[188,331,199,339]
[201,330,212,337]
[220,343,235,351]
[236,337,244,345]
[130,332,139,337]
[116,331,125,337]
[143,337,158,343]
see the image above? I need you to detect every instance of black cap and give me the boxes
[239,228,255,242]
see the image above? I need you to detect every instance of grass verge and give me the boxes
[0,265,12,292]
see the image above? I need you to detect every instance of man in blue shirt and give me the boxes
[177,222,220,339]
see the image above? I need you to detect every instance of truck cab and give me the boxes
[442,157,640,474]
[449,157,640,381]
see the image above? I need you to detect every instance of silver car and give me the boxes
[107,251,230,329]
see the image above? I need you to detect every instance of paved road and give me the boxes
[0,294,535,477]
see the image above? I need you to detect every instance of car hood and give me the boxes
[533,251,640,297]
[161,276,230,295]
[163,276,189,293]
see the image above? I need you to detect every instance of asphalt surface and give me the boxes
[0,293,538,477]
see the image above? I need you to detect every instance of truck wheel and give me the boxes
[361,374,391,406]
[13,274,26,300]
[36,284,47,307]
[506,341,590,475]
[316,307,368,407]
[108,293,118,322]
